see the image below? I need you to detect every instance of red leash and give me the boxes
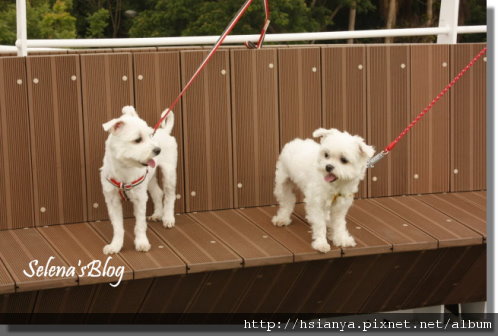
[367,46,487,168]
[153,0,271,133]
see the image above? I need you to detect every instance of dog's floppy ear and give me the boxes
[354,136,375,159]
[312,128,335,139]
[121,105,138,117]
[102,118,125,134]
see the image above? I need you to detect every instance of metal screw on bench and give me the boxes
[40,207,46,213]
[33,78,39,84]
[413,174,419,179]
[93,203,99,208]
[176,194,181,199]
[442,62,448,67]
[137,75,143,80]
[268,63,274,69]
[71,75,76,81]
[191,191,196,197]
[237,183,243,189]
[401,63,406,69]
[16,79,22,85]
[453,169,459,174]
[220,69,226,75]
[312,66,317,72]
[358,64,363,70]
[122,75,128,81]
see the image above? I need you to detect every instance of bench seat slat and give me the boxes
[373,196,483,247]
[0,229,77,292]
[238,206,341,261]
[347,199,438,252]
[149,214,242,273]
[293,203,392,257]
[91,219,187,279]
[415,193,486,238]
[37,223,133,286]
[190,210,293,267]
[0,258,15,294]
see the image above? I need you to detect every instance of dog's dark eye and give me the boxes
[324,152,329,159]
[134,137,142,144]
[340,156,349,164]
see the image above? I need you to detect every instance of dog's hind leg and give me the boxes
[147,173,163,221]
[271,164,296,227]
[161,165,176,228]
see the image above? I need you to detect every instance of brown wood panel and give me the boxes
[409,45,450,194]
[81,53,135,221]
[133,52,186,213]
[0,229,78,291]
[181,50,233,212]
[0,57,34,230]
[86,279,153,321]
[321,46,367,197]
[190,210,293,267]
[0,291,37,318]
[37,223,133,286]
[415,193,486,238]
[451,43,486,192]
[402,246,482,308]
[367,45,410,197]
[459,191,487,208]
[451,191,487,212]
[445,244,486,304]
[294,203,392,257]
[0,259,15,294]
[373,196,483,247]
[91,219,187,278]
[32,285,95,316]
[238,206,342,261]
[347,198,438,252]
[149,214,241,273]
[138,273,208,315]
[231,49,279,208]
[278,47,322,145]
[26,55,87,226]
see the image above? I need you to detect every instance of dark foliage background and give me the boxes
[0,0,486,45]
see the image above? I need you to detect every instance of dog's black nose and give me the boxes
[153,147,161,155]
[326,164,334,173]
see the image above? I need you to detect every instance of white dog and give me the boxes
[100,106,177,254]
[272,128,374,253]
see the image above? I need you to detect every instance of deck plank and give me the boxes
[238,206,341,261]
[91,219,187,279]
[149,214,242,273]
[37,223,133,286]
[294,203,393,256]
[415,193,486,238]
[0,228,78,292]
[0,258,15,294]
[347,199,438,252]
[190,210,293,267]
[373,196,484,247]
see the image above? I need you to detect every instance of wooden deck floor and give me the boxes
[0,191,486,295]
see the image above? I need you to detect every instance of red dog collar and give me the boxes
[107,170,148,201]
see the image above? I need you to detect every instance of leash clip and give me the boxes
[366,150,388,168]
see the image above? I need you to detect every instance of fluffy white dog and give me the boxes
[100,106,177,254]
[272,128,374,253]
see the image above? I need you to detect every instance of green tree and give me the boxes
[40,0,77,39]
[86,8,110,37]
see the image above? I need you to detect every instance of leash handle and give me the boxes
[153,0,271,132]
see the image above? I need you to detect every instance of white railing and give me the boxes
[8,0,487,56]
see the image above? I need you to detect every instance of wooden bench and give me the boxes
[0,43,486,321]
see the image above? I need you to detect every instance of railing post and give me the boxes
[437,0,460,44]
[15,0,27,56]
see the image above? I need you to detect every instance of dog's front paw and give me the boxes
[103,243,122,255]
[162,217,175,228]
[332,233,357,248]
[312,239,331,253]
[134,238,151,252]
[271,215,292,227]
[147,213,163,222]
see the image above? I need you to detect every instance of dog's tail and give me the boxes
[122,105,138,117]
[160,109,175,134]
